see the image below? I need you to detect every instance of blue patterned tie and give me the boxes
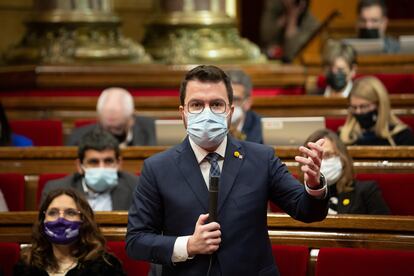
[205,152,221,177]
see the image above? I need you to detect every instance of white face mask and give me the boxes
[231,106,244,124]
[320,156,343,186]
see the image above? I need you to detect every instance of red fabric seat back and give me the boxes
[315,247,414,276]
[74,119,96,128]
[10,120,63,146]
[356,173,414,216]
[37,173,68,208]
[272,245,309,276]
[106,241,150,276]
[325,117,346,132]
[0,242,20,276]
[0,173,25,211]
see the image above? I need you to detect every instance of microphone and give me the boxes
[208,176,219,223]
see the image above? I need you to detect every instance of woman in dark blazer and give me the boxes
[304,129,390,215]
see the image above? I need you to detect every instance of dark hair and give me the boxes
[357,0,387,17]
[0,102,12,146]
[225,69,253,98]
[179,65,233,106]
[22,188,107,272]
[304,129,354,193]
[78,128,120,162]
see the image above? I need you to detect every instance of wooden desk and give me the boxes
[1,212,413,251]
[0,64,306,89]
[2,95,414,138]
[1,146,413,210]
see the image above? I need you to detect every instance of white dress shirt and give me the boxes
[82,179,113,211]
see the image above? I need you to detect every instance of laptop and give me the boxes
[399,35,414,53]
[155,119,187,146]
[262,117,325,146]
[341,38,384,54]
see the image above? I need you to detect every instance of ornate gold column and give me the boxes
[143,0,266,64]
[4,0,151,64]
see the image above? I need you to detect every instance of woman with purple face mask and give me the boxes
[13,188,126,276]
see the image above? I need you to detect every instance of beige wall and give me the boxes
[0,0,154,53]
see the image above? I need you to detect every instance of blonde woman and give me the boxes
[339,76,414,146]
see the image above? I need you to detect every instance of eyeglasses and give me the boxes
[83,157,118,168]
[184,99,229,114]
[348,103,376,113]
[44,208,81,219]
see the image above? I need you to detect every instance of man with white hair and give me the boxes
[67,87,156,146]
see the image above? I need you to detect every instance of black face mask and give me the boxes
[326,70,348,91]
[358,28,380,39]
[113,133,127,144]
[354,109,378,129]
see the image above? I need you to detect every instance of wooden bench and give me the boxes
[0,212,413,275]
[2,95,414,139]
[1,146,413,210]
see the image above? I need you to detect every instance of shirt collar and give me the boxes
[189,136,227,164]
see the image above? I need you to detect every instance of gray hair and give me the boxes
[96,87,135,117]
[225,70,253,98]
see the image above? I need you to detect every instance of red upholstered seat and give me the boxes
[356,173,414,216]
[37,173,68,208]
[10,120,63,146]
[0,242,20,276]
[0,173,25,211]
[272,245,309,276]
[315,247,414,276]
[107,241,150,276]
[74,119,96,128]
[325,117,346,133]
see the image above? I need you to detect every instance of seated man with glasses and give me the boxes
[339,76,414,146]
[226,70,263,143]
[42,129,138,210]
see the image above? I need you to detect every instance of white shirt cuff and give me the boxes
[171,236,191,263]
[305,176,327,199]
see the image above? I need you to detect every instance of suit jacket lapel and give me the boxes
[218,136,244,213]
[175,138,209,212]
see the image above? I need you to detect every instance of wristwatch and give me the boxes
[306,173,326,190]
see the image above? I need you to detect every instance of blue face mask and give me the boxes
[83,167,118,192]
[186,109,229,149]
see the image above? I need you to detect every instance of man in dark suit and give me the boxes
[42,129,137,210]
[66,87,156,147]
[126,65,328,275]
[226,69,263,144]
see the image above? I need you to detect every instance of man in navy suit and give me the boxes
[126,65,328,275]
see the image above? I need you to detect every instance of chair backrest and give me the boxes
[10,120,63,146]
[0,242,20,276]
[315,247,414,276]
[37,173,68,208]
[272,245,309,276]
[0,173,25,211]
[106,241,150,276]
[356,173,414,215]
[74,119,96,128]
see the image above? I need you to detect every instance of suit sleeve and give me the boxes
[125,160,176,265]
[267,148,328,223]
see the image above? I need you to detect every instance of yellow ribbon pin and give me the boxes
[342,198,350,206]
[234,151,243,159]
